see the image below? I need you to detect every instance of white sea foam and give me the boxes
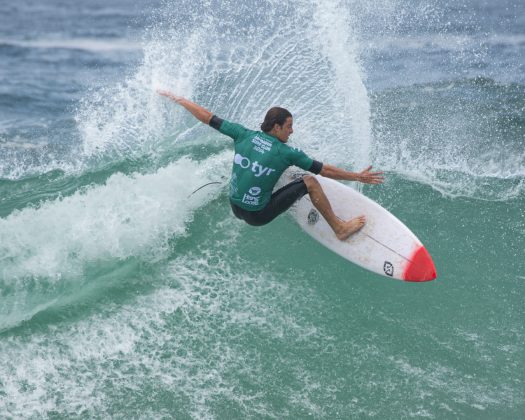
[0,244,329,418]
[385,157,524,201]
[76,0,373,173]
[0,152,230,330]
[76,25,208,160]
[311,0,372,169]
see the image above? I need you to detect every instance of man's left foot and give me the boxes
[336,215,366,241]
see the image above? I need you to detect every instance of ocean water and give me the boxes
[0,0,523,418]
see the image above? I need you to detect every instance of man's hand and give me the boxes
[157,89,183,103]
[355,166,384,184]
[319,164,384,184]
[157,90,213,124]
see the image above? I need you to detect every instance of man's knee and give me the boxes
[302,175,320,192]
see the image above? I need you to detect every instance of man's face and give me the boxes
[273,117,294,143]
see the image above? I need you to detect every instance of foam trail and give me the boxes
[75,0,374,172]
[0,152,230,331]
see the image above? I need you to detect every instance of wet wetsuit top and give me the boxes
[210,116,322,211]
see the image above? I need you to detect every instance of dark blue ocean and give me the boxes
[0,0,524,418]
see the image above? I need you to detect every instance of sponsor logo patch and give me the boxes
[242,194,260,206]
[251,135,272,154]
[234,153,276,177]
[248,186,261,196]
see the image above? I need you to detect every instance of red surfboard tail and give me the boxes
[403,246,437,282]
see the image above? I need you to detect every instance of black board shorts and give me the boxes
[230,179,308,226]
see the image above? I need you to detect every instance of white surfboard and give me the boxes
[290,174,437,282]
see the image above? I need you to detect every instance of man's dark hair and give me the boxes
[260,107,292,132]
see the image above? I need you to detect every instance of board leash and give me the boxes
[188,181,223,198]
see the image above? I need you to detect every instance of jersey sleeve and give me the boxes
[287,146,321,173]
[209,116,248,142]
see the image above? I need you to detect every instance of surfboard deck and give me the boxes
[289,174,437,282]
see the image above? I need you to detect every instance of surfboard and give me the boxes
[290,174,437,282]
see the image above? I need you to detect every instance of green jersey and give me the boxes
[215,118,317,211]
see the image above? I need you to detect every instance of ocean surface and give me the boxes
[1,0,524,418]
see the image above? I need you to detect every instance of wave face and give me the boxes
[0,0,524,418]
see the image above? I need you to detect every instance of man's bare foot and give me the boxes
[335,215,366,241]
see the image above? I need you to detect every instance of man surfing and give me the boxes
[158,90,384,240]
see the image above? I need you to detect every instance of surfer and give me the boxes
[158,90,384,240]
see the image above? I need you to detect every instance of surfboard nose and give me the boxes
[403,246,437,282]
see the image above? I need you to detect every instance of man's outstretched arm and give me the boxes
[320,164,384,185]
[157,90,212,124]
